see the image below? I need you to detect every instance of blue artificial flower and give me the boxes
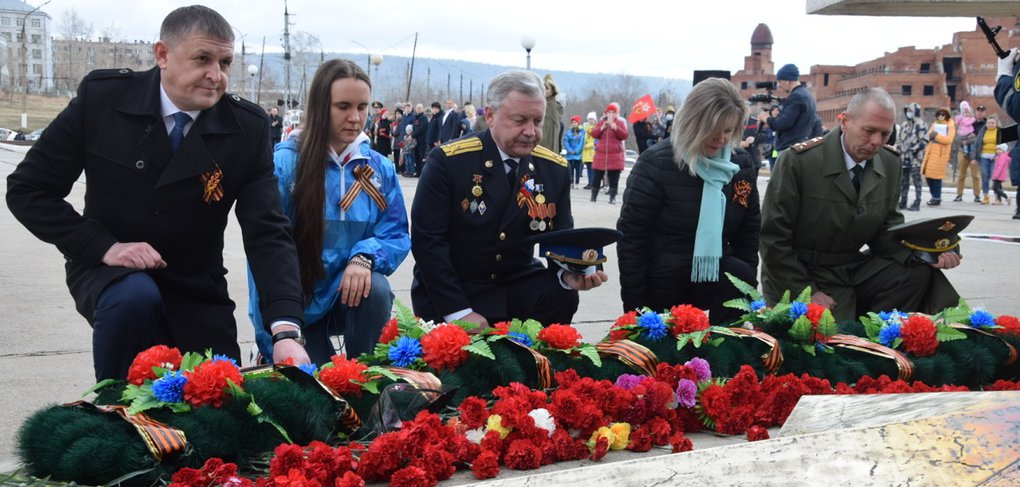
[152,370,187,403]
[788,302,808,321]
[298,363,318,376]
[750,299,767,312]
[211,354,239,367]
[637,311,669,341]
[685,357,712,382]
[388,336,422,367]
[878,322,902,348]
[507,331,534,347]
[970,310,996,328]
[676,379,698,408]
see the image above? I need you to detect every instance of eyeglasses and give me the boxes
[977,106,986,110]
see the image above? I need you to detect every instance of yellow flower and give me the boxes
[588,426,615,448]
[485,414,510,439]
[609,423,631,450]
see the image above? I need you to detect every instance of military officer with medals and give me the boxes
[410,70,608,329]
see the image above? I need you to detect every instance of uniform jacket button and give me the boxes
[499,232,506,241]
[490,273,497,280]
[135,160,145,170]
[495,254,502,262]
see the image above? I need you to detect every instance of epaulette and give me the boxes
[225,93,266,117]
[790,136,824,153]
[530,145,567,167]
[85,67,134,81]
[441,137,483,157]
[882,143,901,156]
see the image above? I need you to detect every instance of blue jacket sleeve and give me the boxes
[348,157,411,275]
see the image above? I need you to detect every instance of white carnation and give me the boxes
[528,408,556,437]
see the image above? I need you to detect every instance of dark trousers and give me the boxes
[852,260,933,318]
[497,271,580,325]
[568,159,583,184]
[925,177,942,200]
[92,273,172,381]
[303,273,393,365]
[899,164,922,204]
[643,256,757,326]
[591,169,621,201]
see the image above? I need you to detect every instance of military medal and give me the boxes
[471,174,484,197]
[484,160,494,168]
[534,183,546,204]
[477,200,487,215]
[528,162,535,171]
[461,198,471,212]
[530,220,540,230]
[470,200,479,213]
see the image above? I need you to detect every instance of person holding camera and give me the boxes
[590,102,629,204]
[757,64,820,155]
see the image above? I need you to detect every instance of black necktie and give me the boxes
[851,164,864,194]
[169,112,191,153]
[505,159,519,188]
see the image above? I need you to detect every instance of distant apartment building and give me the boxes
[733,18,1020,129]
[0,0,53,92]
[52,38,154,93]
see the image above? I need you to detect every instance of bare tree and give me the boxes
[57,8,94,40]
[98,22,122,42]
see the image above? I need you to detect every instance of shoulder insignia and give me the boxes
[1014,70,1020,92]
[790,136,824,153]
[441,137,483,157]
[85,67,134,81]
[530,145,568,167]
[225,92,265,117]
[882,143,901,156]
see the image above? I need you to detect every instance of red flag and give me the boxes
[628,95,656,124]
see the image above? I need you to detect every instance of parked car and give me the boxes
[0,128,13,141]
[27,128,44,140]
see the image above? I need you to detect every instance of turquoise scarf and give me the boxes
[691,145,739,282]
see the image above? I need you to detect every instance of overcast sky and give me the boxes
[50,0,980,79]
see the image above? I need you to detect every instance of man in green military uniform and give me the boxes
[410,70,608,330]
[760,87,961,323]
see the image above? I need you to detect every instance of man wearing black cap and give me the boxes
[993,47,1020,219]
[760,88,961,323]
[410,70,608,329]
[757,63,822,153]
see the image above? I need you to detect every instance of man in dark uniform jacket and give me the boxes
[6,6,309,380]
[760,88,961,323]
[410,70,609,329]
[993,47,1020,219]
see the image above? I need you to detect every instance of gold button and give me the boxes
[495,254,502,262]
[491,273,497,280]
[499,232,506,240]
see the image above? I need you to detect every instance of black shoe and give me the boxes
[953,195,963,202]
[1014,213,1020,220]
[927,199,941,206]
[974,196,982,203]
[908,200,920,211]
[898,201,907,210]
[582,185,592,190]
[609,196,616,205]
[590,194,597,202]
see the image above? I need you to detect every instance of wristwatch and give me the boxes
[272,329,306,346]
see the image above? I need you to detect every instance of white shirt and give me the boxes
[158,84,201,135]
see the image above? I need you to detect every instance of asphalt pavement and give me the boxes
[1,143,1018,472]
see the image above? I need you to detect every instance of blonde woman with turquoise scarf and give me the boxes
[616,78,761,324]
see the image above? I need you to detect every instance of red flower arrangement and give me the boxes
[183,359,244,408]
[996,315,1020,336]
[471,450,500,479]
[805,303,832,344]
[900,315,939,356]
[378,318,400,344]
[537,324,582,349]
[667,305,710,336]
[609,311,638,340]
[746,425,770,442]
[421,324,472,371]
[127,345,183,385]
[318,355,369,398]
[170,457,251,487]
[491,321,511,335]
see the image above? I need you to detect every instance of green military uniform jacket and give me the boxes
[760,128,958,322]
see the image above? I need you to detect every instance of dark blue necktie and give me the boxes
[851,164,864,193]
[169,112,191,153]
[505,159,519,188]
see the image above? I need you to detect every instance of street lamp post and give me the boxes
[370,53,383,84]
[21,0,51,130]
[520,36,535,71]
[247,64,258,102]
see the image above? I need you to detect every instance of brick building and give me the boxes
[733,18,1020,128]
[51,38,155,94]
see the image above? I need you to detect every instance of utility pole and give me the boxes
[459,74,463,103]
[21,0,51,129]
[283,0,293,110]
[257,37,266,106]
[404,32,417,102]
[446,72,450,101]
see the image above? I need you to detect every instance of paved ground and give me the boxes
[1,143,1018,473]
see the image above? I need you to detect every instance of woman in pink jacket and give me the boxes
[590,102,629,204]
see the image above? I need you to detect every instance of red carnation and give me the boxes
[537,324,582,349]
[169,467,205,487]
[389,466,432,487]
[457,396,490,430]
[378,318,400,344]
[627,427,653,452]
[996,315,1020,336]
[504,439,543,470]
[336,471,365,487]
[421,324,471,371]
[590,436,610,460]
[182,359,243,408]
[318,355,368,398]
[471,450,500,480]
[127,345,183,385]
[805,303,827,325]
[670,432,694,453]
[667,305,710,335]
[747,425,770,442]
[900,315,939,356]
[268,443,306,478]
[491,321,511,335]
[609,311,638,340]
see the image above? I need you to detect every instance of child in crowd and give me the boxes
[991,143,1011,205]
[401,125,417,175]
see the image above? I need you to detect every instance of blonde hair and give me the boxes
[670,78,747,175]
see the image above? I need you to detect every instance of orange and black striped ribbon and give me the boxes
[200,166,224,203]
[388,367,443,391]
[507,340,553,389]
[829,334,915,382]
[948,323,1018,366]
[596,340,660,377]
[65,401,187,461]
[727,327,784,374]
[339,164,388,212]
